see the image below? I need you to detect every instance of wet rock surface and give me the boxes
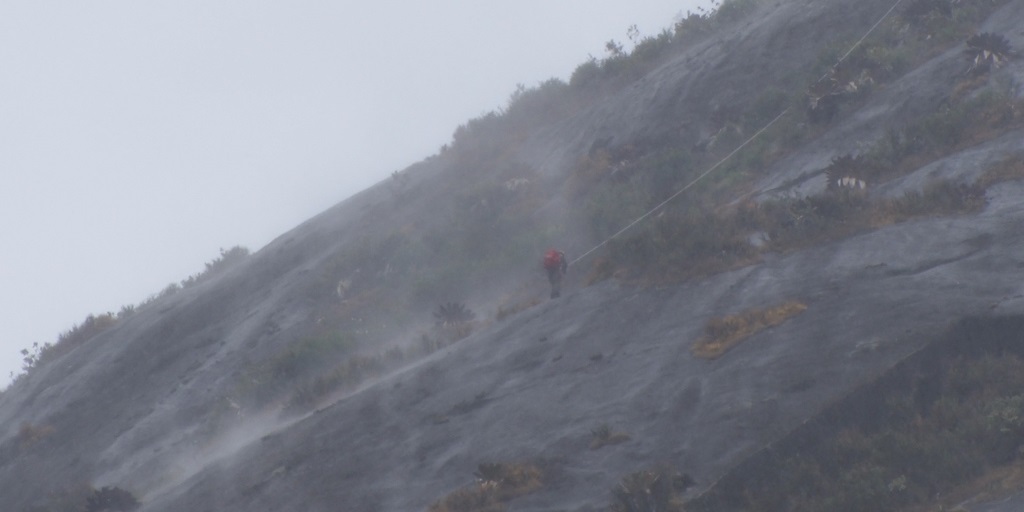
[3,0,1024,510]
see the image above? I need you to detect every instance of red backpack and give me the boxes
[543,249,562,270]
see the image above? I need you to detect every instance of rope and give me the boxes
[567,0,906,268]
[835,0,905,69]
[570,108,789,266]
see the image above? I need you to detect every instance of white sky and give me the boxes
[0,1,707,384]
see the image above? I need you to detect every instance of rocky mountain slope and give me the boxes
[4,0,1024,510]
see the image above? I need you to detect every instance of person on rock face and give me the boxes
[543,249,568,299]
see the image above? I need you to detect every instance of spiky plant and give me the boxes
[825,154,871,191]
[965,32,1013,75]
[433,302,476,327]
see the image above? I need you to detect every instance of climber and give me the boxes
[543,249,568,299]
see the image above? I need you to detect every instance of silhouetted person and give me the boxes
[543,249,568,299]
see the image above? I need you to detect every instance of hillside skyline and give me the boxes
[0,0,708,384]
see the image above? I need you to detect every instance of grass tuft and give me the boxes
[429,462,543,512]
[590,424,632,450]
[693,300,807,359]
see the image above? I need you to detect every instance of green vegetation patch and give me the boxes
[237,331,355,409]
[688,316,1024,512]
[591,90,1016,284]
[429,462,543,512]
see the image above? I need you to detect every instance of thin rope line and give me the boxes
[567,0,906,268]
[836,0,905,68]
[570,107,789,266]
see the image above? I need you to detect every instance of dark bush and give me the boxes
[434,302,476,327]
[85,486,140,512]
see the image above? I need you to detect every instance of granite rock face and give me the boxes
[3,0,1024,511]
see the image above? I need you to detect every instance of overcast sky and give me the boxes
[0,1,708,385]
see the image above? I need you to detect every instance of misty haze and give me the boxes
[4,0,1024,511]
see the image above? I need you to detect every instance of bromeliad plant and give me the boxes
[434,302,476,327]
[965,32,1013,75]
[806,62,874,123]
[824,154,874,191]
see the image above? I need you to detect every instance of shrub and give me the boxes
[429,462,543,512]
[870,88,1022,170]
[117,304,136,319]
[806,81,845,124]
[805,52,879,124]
[434,302,476,327]
[589,153,992,284]
[85,486,140,512]
[22,312,119,374]
[180,246,250,287]
[282,350,393,413]
[240,331,355,409]
[569,58,602,89]
[673,0,757,41]
[388,170,412,200]
[502,79,575,134]
[674,10,713,41]
[631,30,674,64]
[56,313,116,348]
[156,282,181,300]
[271,332,353,381]
[715,0,758,24]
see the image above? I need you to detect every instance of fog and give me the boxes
[0,1,709,384]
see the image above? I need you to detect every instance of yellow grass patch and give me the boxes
[16,422,56,451]
[692,300,807,359]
